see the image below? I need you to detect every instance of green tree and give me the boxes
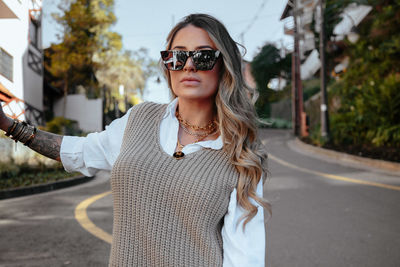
[95,49,144,110]
[251,43,291,117]
[45,0,122,115]
[308,0,372,83]
[330,0,400,150]
[94,45,158,113]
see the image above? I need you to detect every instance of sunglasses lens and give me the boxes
[192,51,217,71]
[161,51,185,70]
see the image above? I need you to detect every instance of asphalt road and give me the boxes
[0,129,399,267]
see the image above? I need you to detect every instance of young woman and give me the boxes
[0,14,270,267]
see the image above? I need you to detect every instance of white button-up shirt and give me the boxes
[60,98,265,266]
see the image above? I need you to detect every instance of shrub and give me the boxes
[43,117,81,135]
[328,1,400,149]
[0,161,79,190]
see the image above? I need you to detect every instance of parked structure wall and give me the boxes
[0,0,43,123]
[54,94,103,133]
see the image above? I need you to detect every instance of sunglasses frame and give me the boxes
[160,50,221,71]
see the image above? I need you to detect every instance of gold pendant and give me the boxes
[173,151,185,159]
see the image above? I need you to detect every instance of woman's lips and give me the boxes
[180,77,200,86]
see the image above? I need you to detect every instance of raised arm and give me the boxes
[0,102,63,161]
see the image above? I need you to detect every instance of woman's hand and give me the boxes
[0,102,13,132]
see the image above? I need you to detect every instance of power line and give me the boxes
[227,11,281,25]
[239,0,269,44]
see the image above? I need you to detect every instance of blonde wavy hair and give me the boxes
[161,14,271,228]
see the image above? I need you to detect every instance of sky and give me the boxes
[42,0,292,103]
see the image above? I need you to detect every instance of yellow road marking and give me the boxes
[74,142,399,244]
[74,191,112,244]
[268,153,400,191]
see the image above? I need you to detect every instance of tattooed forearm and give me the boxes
[28,129,63,161]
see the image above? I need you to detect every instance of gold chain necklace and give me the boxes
[173,137,185,159]
[179,123,216,140]
[173,109,218,159]
[174,126,218,160]
[176,138,185,151]
[175,108,216,132]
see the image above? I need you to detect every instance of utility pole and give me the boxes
[102,85,106,130]
[240,32,245,47]
[291,0,303,136]
[319,0,329,138]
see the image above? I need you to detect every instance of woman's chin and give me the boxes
[176,93,215,102]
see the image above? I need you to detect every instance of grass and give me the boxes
[0,162,80,190]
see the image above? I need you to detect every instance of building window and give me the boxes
[29,19,39,49]
[0,48,13,81]
[28,49,42,76]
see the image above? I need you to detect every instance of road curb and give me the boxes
[0,175,94,200]
[288,138,400,176]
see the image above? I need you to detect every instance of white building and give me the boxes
[0,0,44,125]
[280,0,372,80]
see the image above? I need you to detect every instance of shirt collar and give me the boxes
[163,97,178,119]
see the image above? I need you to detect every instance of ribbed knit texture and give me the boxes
[109,102,239,267]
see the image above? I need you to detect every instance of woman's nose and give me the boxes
[183,56,196,72]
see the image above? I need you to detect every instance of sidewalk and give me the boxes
[288,138,400,177]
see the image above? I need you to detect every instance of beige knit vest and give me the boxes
[109,102,239,267]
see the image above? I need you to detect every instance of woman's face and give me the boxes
[169,25,221,102]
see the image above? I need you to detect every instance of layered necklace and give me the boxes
[173,108,218,159]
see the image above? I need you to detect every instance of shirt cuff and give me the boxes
[60,136,98,177]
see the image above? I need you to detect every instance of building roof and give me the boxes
[0,0,18,19]
[280,2,292,20]
[0,82,15,102]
